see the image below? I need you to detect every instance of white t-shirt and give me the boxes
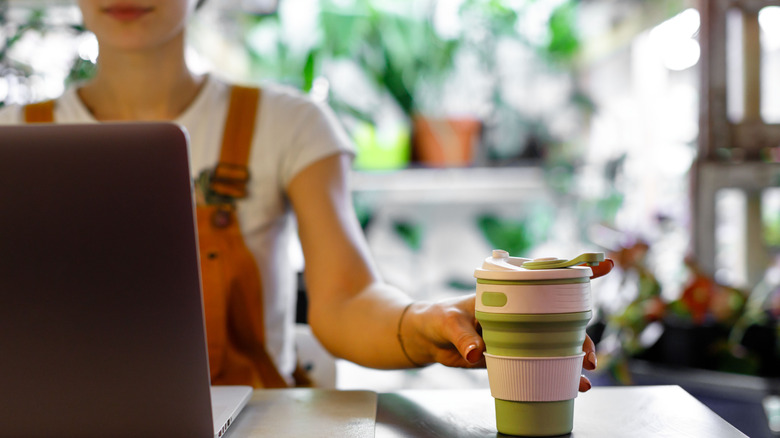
[0,76,355,382]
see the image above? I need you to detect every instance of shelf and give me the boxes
[350,166,550,205]
[694,161,780,288]
[697,162,780,191]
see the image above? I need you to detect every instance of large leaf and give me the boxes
[547,1,580,62]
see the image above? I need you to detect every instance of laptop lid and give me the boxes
[0,123,225,438]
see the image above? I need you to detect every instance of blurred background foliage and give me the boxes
[0,0,93,107]
[5,0,778,384]
[194,0,601,170]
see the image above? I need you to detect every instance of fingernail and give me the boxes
[466,344,480,363]
[588,352,598,368]
[582,375,592,391]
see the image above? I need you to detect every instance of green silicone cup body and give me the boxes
[495,399,574,437]
[475,280,591,437]
[475,310,592,357]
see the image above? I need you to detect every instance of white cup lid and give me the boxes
[474,249,593,281]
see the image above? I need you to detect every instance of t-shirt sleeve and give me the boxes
[270,89,356,189]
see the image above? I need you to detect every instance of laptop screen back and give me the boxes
[0,123,214,438]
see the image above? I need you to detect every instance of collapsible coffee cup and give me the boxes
[475,250,610,436]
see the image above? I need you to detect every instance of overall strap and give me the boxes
[24,100,55,123]
[210,84,290,388]
[210,86,260,198]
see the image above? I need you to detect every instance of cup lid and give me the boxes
[473,249,597,281]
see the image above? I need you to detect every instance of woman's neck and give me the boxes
[78,34,206,121]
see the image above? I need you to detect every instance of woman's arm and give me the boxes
[286,153,484,369]
[287,153,597,387]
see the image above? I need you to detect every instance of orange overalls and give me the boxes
[25,86,291,388]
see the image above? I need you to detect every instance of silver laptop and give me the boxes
[0,122,251,438]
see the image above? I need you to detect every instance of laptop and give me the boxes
[0,122,251,438]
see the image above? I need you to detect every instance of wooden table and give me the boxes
[225,385,747,437]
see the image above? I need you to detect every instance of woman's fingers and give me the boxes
[580,335,596,392]
[446,296,485,365]
[579,374,592,392]
[421,295,485,367]
[587,259,614,279]
[582,334,597,371]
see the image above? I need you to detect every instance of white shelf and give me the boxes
[695,161,780,288]
[350,166,549,205]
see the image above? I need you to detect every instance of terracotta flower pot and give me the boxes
[412,115,481,167]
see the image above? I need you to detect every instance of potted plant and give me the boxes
[315,0,471,168]
[229,0,589,169]
[313,0,588,168]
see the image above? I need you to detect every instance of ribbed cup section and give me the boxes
[484,353,584,402]
[476,310,591,357]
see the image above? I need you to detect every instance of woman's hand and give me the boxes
[399,295,486,368]
[400,294,598,392]
[580,334,597,392]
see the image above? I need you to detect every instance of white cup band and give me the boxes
[484,352,585,402]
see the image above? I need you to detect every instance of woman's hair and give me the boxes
[196,0,207,9]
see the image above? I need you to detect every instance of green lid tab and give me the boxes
[521,253,604,270]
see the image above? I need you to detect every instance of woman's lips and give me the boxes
[101,5,154,21]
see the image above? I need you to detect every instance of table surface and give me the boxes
[225,385,748,438]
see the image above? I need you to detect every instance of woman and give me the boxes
[0,0,597,389]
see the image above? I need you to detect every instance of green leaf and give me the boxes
[547,1,580,62]
[393,220,424,252]
[66,57,97,85]
[302,50,316,92]
[477,215,534,257]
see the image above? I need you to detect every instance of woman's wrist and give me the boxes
[397,301,431,368]
[397,302,422,367]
